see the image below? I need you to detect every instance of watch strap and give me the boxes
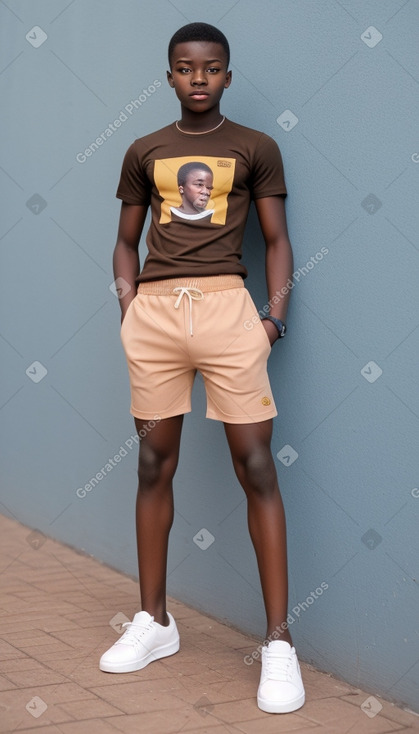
[261,316,287,338]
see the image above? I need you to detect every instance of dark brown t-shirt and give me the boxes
[116,118,287,282]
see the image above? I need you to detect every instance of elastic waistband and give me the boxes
[137,274,244,295]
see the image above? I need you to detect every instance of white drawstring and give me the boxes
[173,286,204,336]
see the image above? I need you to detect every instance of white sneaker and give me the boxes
[257,640,305,713]
[99,611,179,673]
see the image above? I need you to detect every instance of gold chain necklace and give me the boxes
[175,116,226,135]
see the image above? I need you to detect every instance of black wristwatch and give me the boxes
[262,316,287,338]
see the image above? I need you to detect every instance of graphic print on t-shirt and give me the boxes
[154,156,236,226]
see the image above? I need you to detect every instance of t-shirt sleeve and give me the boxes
[116,142,151,205]
[250,133,287,199]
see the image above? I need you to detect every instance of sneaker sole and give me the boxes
[99,637,180,673]
[257,691,305,714]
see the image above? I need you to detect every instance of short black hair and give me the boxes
[168,22,230,68]
[177,161,213,187]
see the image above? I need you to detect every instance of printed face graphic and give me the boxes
[154,155,236,225]
[179,169,214,214]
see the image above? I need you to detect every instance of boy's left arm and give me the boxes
[254,196,294,346]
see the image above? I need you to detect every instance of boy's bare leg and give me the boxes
[134,415,184,627]
[224,419,292,644]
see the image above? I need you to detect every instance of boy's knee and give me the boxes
[240,446,276,494]
[138,443,177,487]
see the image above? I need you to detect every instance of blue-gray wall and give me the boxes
[1,0,418,713]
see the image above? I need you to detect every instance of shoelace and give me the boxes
[173,286,204,336]
[265,650,294,681]
[118,619,152,645]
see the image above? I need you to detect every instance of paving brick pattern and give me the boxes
[1,514,418,733]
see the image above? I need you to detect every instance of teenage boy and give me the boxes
[100,22,305,714]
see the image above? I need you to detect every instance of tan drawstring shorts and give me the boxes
[120,274,277,424]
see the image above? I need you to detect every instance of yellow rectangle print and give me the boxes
[154,156,236,226]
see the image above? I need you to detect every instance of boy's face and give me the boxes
[167,41,231,113]
[179,169,214,213]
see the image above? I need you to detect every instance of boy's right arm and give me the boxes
[113,202,148,322]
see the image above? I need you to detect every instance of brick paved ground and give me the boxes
[1,514,418,733]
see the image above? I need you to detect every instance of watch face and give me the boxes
[274,319,286,337]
